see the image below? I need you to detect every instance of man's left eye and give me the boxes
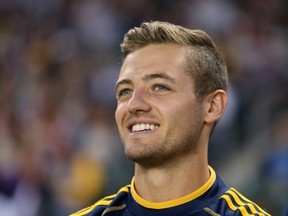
[154,85,169,91]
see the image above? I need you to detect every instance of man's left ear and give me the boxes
[203,90,227,124]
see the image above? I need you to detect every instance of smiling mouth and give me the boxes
[131,123,159,132]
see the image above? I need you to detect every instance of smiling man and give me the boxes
[70,21,270,216]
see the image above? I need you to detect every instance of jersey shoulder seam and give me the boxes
[69,184,131,216]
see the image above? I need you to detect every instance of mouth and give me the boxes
[130,123,159,133]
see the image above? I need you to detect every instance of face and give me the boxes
[115,44,205,167]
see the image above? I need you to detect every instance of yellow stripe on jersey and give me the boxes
[221,194,250,215]
[69,185,130,216]
[230,188,270,216]
[102,186,130,201]
[221,188,271,216]
[226,190,261,215]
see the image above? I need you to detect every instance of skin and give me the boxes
[115,43,227,203]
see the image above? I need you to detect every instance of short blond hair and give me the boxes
[120,21,228,99]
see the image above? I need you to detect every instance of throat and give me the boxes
[133,163,210,203]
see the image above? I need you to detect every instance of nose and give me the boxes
[127,89,151,114]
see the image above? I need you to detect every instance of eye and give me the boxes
[117,88,133,98]
[154,84,169,91]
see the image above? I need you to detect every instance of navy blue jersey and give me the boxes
[70,167,270,216]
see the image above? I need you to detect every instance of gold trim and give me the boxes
[131,166,216,209]
[101,204,126,216]
[203,207,221,216]
[69,185,130,216]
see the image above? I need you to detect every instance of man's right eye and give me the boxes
[118,88,133,98]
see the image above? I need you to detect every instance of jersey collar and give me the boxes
[130,166,216,209]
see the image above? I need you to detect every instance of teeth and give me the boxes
[132,124,158,132]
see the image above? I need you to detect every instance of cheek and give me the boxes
[115,105,123,128]
[159,104,185,128]
[171,101,201,123]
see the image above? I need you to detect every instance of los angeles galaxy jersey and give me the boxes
[70,167,270,216]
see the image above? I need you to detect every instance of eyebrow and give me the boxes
[115,79,132,92]
[115,72,176,91]
[143,73,176,84]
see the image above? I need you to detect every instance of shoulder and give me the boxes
[69,185,131,216]
[219,187,271,216]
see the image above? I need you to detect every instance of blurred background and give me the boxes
[0,0,287,215]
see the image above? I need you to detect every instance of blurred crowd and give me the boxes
[0,0,287,215]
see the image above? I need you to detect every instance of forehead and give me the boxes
[118,44,189,81]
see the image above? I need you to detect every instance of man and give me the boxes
[71,21,270,216]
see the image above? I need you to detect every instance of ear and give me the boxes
[203,90,227,124]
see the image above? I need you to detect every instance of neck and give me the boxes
[133,153,209,203]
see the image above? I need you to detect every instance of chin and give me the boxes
[125,150,170,168]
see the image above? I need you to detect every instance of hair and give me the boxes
[120,21,228,100]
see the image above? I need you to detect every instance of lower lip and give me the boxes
[129,129,156,136]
